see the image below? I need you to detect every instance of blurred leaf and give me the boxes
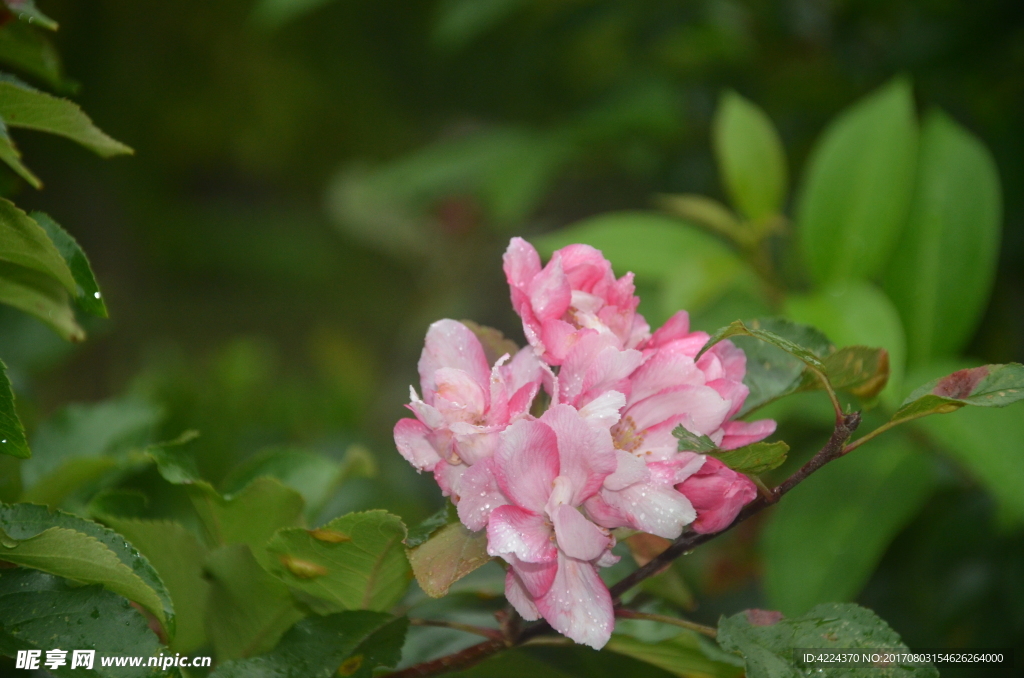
[432,0,525,51]
[0,359,28,458]
[0,260,81,340]
[2,1,58,30]
[717,603,937,677]
[210,611,407,678]
[32,211,107,317]
[673,426,717,453]
[0,19,64,89]
[0,198,75,292]
[0,568,163,678]
[605,631,744,678]
[250,0,337,29]
[408,519,491,598]
[785,281,905,404]
[22,397,160,499]
[796,78,918,284]
[534,211,755,318]
[817,347,889,400]
[95,517,209,653]
[892,363,1024,425]
[265,510,410,612]
[0,502,175,634]
[0,117,41,187]
[712,90,787,221]
[710,441,789,476]
[204,543,305,661]
[192,477,306,558]
[220,447,351,520]
[0,77,132,157]
[657,194,744,244]
[446,649,578,678]
[762,437,936,615]
[882,110,1002,366]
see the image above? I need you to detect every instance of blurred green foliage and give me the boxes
[0,0,1022,675]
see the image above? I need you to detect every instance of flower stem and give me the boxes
[408,618,504,641]
[615,609,717,638]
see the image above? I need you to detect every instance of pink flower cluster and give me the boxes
[395,238,773,649]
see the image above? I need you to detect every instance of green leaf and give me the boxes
[891,363,1024,425]
[883,110,1002,366]
[0,568,163,678]
[250,0,338,29]
[3,1,58,31]
[672,426,718,453]
[192,476,306,557]
[718,603,937,678]
[265,510,411,612]
[712,90,787,221]
[0,359,29,458]
[606,631,744,678]
[204,543,306,661]
[405,502,458,549]
[657,194,746,244]
[784,281,905,404]
[0,19,65,89]
[0,502,175,633]
[0,117,41,187]
[407,519,491,598]
[0,198,75,292]
[31,212,107,317]
[533,211,757,321]
[22,397,160,502]
[0,260,81,340]
[796,78,918,284]
[96,517,209,653]
[0,78,132,157]
[710,441,789,476]
[431,0,525,51]
[209,611,407,678]
[762,437,936,615]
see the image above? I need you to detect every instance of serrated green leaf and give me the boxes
[0,117,40,187]
[0,502,175,634]
[762,437,936,615]
[31,212,107,317]
[0,568,163,678]
[710,441,789,476]
[0,19,65,88]
[713,90,787,221]
[817,346,890,400]
[407,518,490,598]
[0,259,81,340]
[405,502,458,549]
[0,197,75,292]
[784,281,905,404]
[192,476,306,557]
[673,426,718,453]
[96,517,209,653]
[796,78,918,284]
[717,603,938,678]
[891,363,1024,425]
[700,319,827,370]
[0,78,132,157]
[3,1,58,30]
[210,611,407,678]
[265,510,410,612]
[883,110,1002,366]
[0,359,29,458]
[606,631,744,678]
[204,543,305,661]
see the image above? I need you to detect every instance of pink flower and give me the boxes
[503,238,650,365]
[676,456,757,534]
[393,319,542,501]
[463,405,619,649]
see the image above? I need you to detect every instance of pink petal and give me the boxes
[419,320,490,400]
[577,390,626,431]
[708,340,747,383]
[507,382,539,420]
[626,341,706,406]
[505,568,540,621]
[645,311,692,349]
[448,423,501,466]
[492,419,560,513]
[455,458,507,530]
[556,243,613,293]
[541,405,617,505]
[487,505,557,564]
[508,553,558,598]
[433,367,488,422]
[393,418,442,471]
[648,453,706,485]
[528,253,572,322]
[577,346,643,407]
[505,347,544,394]
[551,504,611,561]
[539,319,584,365]
[626,384,731,436]
[705,377,750,420]
[503,237,542,288]
[676,456,757,534]
[603,450,648,492]
[582,493,627,530]
[594,482,696,539]
[719,419,777,450]
[536,552,614,649]
[433,458,467,498]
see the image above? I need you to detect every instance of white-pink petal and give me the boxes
[487,505,557,563]
[418,320,490,400]
[541,405,617,506]
[455,458,507,531]
[393,418,442,471]
[551,504,611,561]
[504,568,541,621]
[536,552,614,649]
[492,419,560,513]
[719,419,777,450]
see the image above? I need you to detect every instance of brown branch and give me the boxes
[389,411,862,678]
[409,618,504,641]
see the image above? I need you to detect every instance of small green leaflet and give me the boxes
[710,441,789,476]
[0,359,29,458]
[0,116,40,187]
[673,426,717,453]
[407,518,491,598]
[891,363,1024,425]
[209,611,408,678]
[717,603,938,678]
[31,211,107,317]
[405,502,459,548]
